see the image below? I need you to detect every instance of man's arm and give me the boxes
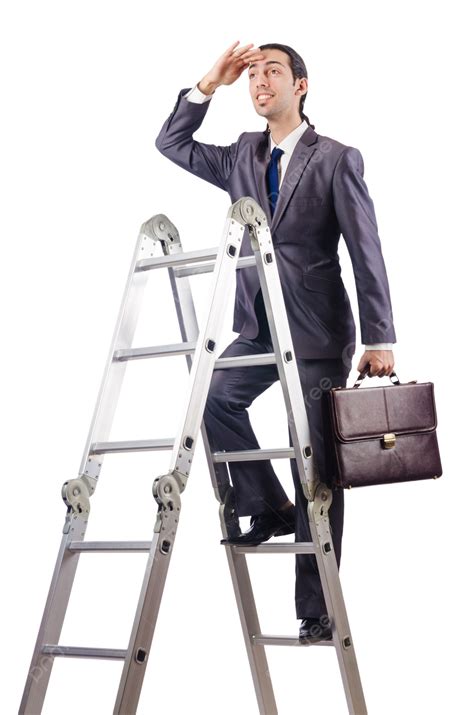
[155,86,238,190]
[155,42,263,190]
[332,147,396,375]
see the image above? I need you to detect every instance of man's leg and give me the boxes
[288,356,352,619]
[203,333,291,517]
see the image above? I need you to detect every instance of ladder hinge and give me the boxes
[62,475,95,516]
[152,472,182,533]
[311,482,333,519]
[229,197,268,233]
[140,214,181,253]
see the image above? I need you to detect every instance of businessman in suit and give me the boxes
[155,41,396,641]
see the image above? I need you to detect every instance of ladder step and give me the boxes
[214,353,277,369]
[114,341,196,361]
[232,542,316,554]
[42,645,127,660]
[213,447,295,463]
[135,246,219,272]
[252,635,333,647]
[69,541,152,553]
[174,253,257,277]
[113,344,276,368]
[90,438,174,454]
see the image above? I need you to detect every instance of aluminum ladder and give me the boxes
[19,197,367,714]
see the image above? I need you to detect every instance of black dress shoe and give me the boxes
[299,616,333,643]
[221,505,295,546]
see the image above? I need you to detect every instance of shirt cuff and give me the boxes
[364,343,393,350]
[185,84,214,103]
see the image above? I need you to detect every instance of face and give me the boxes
[248,49,308,121]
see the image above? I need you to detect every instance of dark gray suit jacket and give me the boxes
[155,87,397,360]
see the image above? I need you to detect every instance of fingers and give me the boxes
[241,50,264,64]
[368,361,390,377]
[224,40,241,54]
[371,362,395,377]
[225,41,264,63]
[357,352,395,378]
[223,41,253,58]
[228,42,256,56]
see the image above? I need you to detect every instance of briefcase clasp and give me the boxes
[382,433,396,449]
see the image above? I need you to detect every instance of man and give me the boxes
[155,41,396,641]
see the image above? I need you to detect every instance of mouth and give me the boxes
[256,93,274,102]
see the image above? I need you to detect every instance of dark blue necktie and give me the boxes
[266,147,284,216]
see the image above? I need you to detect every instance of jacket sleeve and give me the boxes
[155,87,241,191]
[332,146,397,345]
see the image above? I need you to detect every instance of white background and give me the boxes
[2,1,473,713]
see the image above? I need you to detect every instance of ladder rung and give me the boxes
[252,635,333,647]
[135,246,219,272]
[69,541,152,552]
[213,447,295,463]
[173,253,257,277]
[114,341,196,361]
[215,353,277,369]
[113,346,276,369]
[42,645,127,660]
[232,542,315,554]
[90,438,174,454]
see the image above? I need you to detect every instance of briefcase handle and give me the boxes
[353,366,401,389]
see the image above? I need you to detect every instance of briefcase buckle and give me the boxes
[382,433,396,449]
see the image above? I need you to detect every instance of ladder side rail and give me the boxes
[78,222,167,481]
[167,250,230,503]
[253,208,368,714]
[164,206,277,712]
[164,210,245,486]
[306,504,367,714]
[19,216,173,715]
[248,211,317,501]
[18,513,88,714]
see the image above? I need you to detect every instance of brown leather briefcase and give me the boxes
[326,370,443,488]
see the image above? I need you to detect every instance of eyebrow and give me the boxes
[248,60,285,72]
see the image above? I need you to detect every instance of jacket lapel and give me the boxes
[271,126,320,233]
[251,126,320,235]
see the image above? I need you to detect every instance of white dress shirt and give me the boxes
[184,84,393,351]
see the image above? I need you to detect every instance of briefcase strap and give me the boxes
[353,367,401,389]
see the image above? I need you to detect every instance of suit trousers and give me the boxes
[203,292,352,618]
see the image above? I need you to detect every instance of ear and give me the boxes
[295,77,308,96]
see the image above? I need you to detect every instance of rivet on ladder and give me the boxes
[183,436,194,450]
[135,648,148,664]
[160,540,171,554]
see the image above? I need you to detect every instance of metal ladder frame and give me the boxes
[19,197,367,714]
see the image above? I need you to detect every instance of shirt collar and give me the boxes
[269,119,309,156]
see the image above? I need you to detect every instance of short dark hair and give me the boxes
[258,43,314,132]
